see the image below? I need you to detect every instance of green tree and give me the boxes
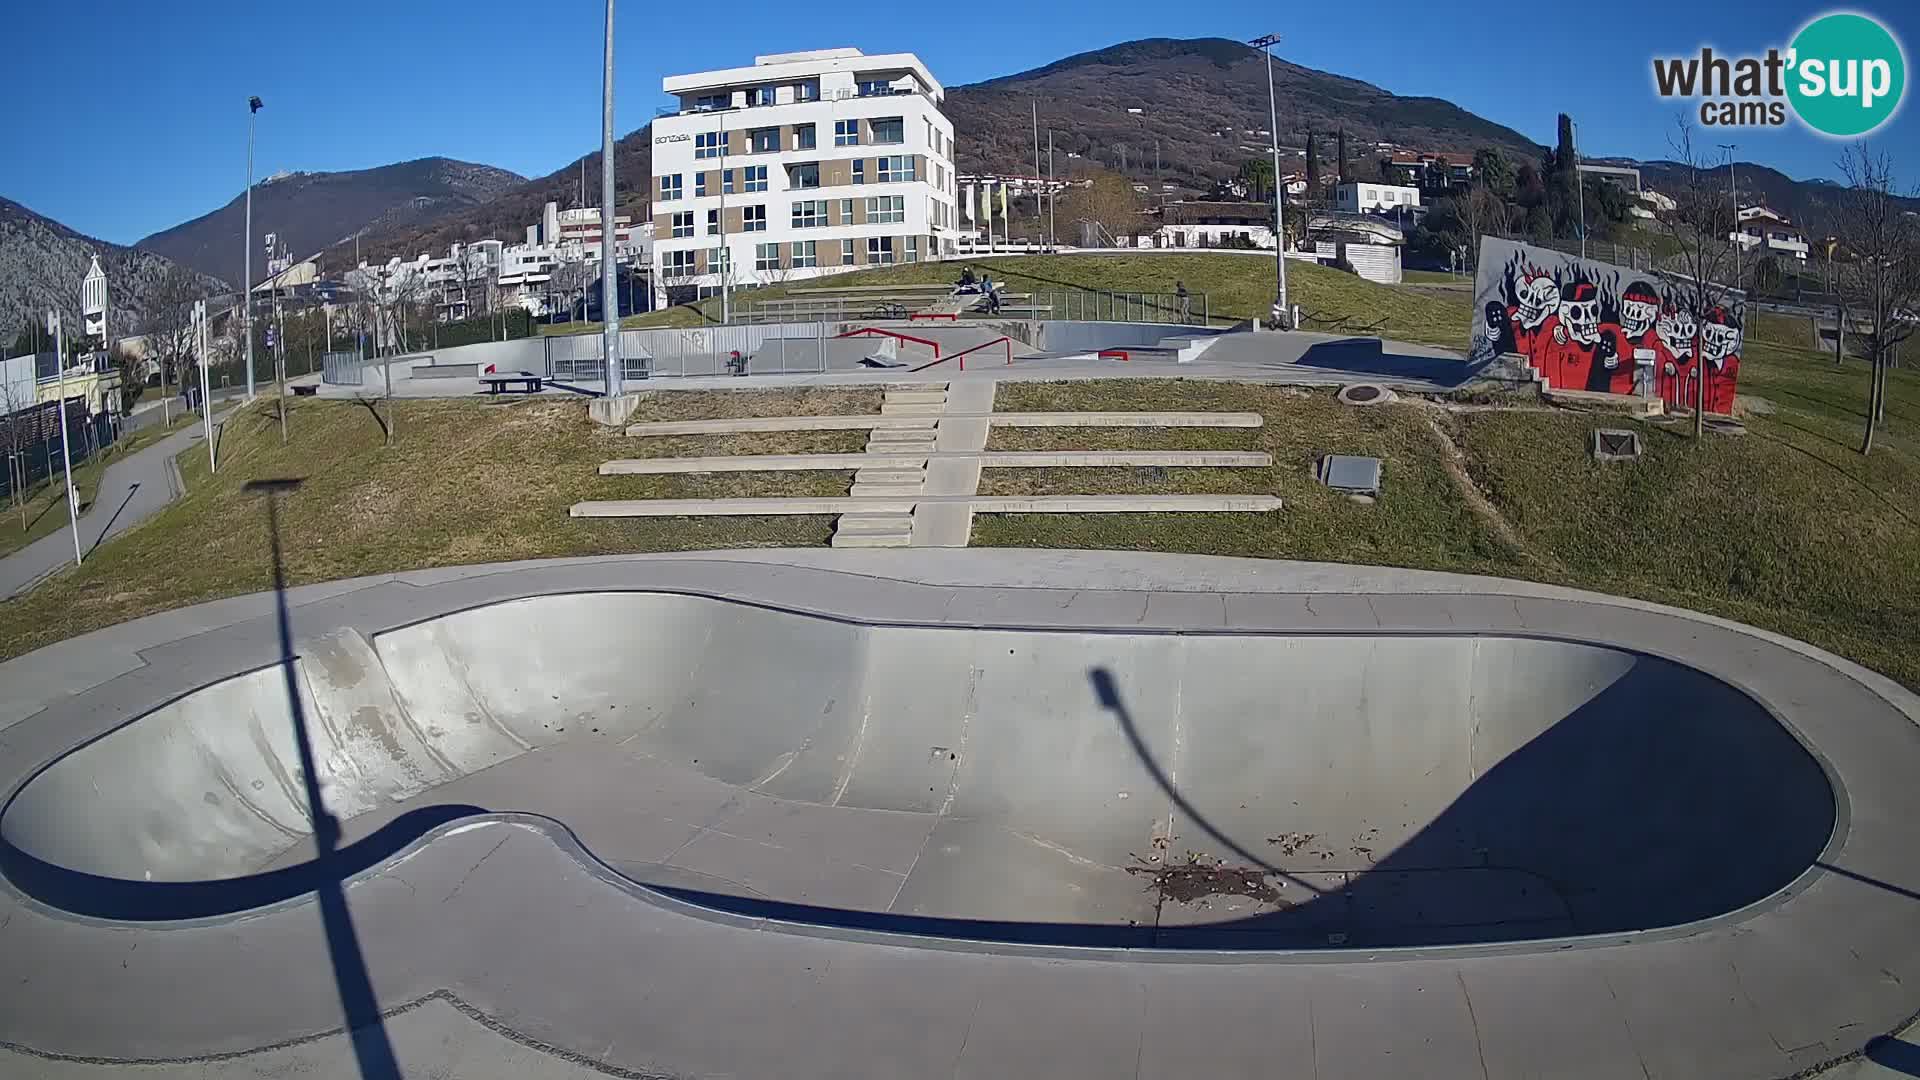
[1474,148,1515,198]
[1237,157,1275,201]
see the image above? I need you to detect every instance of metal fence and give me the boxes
[739,289,1212,326]
[545,323,830,381]
[1032,289,1211,325]
[321,350,365,386]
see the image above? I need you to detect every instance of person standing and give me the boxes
[1176,280,1191,323]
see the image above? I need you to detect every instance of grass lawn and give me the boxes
[0,393,879,662]
[1399,269,1472,285]
[580,255,1477,351]
[0,411,203,560]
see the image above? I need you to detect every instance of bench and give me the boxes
[291,384,320,396]
[480,371,543,395]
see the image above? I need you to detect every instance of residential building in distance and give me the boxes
[1335,182,1421,215]
[1733,206,1810,261]
[1383,153,1473,193]
[650,48,960,305]
[1151,201,1276,250]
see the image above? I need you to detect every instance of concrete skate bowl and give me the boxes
[0,592,1837,950]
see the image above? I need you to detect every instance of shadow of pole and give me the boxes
[83,482,139,558]
[249,478,402,1080]
[1088,667,1328,897]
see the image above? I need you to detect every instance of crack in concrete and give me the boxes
[440,835,510,904]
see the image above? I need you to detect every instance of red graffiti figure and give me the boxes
[1699,306,1743,415]
[1654,305,1698,410]
[1507,271,1561,380]
[1538,282,1606,390]
[1605,280,1663,396]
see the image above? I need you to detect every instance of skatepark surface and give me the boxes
[1,549,1917,1078]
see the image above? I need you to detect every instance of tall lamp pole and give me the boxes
[599,0,623,395]
[1572,118,1587,260]
[245,96,262,401]
[1251,34,1290,329]
[47,310,81,567]
[1718,143,1740,288]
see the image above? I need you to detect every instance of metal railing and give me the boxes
[1031,289,1211,326]
[738,288,1211,327]
[321,350,365,386]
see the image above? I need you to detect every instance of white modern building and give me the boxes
[650,48,960,305]
[1733,206,1810,261]
[1335,182,1421,214]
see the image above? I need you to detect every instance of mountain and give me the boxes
[135,157,525,286]
[1632,159,1920,231]
[0,196,227,347]
[943,38,1544,187]
[320,135,652,271]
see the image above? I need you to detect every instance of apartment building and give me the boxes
[650,48,960,304]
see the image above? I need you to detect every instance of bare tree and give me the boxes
[1058,173,1146,247]
[547,259,592,324]
[1830,144,1920,455]
[139,267,202,423]
[1455,184,1512,271]
[1656,116,1742,440]
[0,375,36,529]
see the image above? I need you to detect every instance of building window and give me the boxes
[663,250,696,277]
[834,119,859,146]
[707,209,720,235]
[867,236,895,264]
[659,174,682,201]
[746,85,775,107]
[794,123,816,151]
[693,94,728,112]
[722,169,734,195]
[794,80,819,103]
[904,236,918,263]
[857,79,892,97]
[670,211,694,238]
[788,163,820,189]
[841,239,856,264]
[877,155,914,183]
[695,172,707,197]
[750,127,779,154]
[868,195,904,224]
[870,117,904,144]
[694,131,725,159]
[840,198,855,224]
[709,246,731,274]
[790,240,817,268]
[742,205,766,232]
[754,243,781,272]
[742,165,768,192]
[853,160,864,185]
[792,200,827,228]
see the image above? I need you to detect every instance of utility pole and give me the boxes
[1047,129,1056,251]
[599,0,623,394]
[1719,143,1740,288]
[194,301,215,473]
[48,310,80,567]
[1250,33,1290,329]
[244,96,262,400]
[718,126,730,323]
[1032,100,1041,245]
[1573,119,1587,260]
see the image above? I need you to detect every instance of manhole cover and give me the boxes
[1337,383,1397,407]
[1319,455,1383,495]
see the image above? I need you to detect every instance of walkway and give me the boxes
[0,410,225,598]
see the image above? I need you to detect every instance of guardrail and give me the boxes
[836,326,940,359]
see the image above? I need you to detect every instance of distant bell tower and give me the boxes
[81,255,108,349]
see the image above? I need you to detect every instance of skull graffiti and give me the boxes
[1657,306,1697,359]
[1517,273,1559,329]
[1701,307,1741,367]
[1557,282,1601,346]
[1620,281,1661,338]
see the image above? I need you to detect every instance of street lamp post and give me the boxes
[245,96,262,401]
[1250,34,1290,330]
[599,0,623,395]
[1572,119,1587,260]
[47,310,81,567]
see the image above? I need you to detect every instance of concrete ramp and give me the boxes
[1,593,1834,947]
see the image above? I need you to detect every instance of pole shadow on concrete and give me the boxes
[83,483,138,559]
[248,477,401,1080]
[1866,1034,1920,1077]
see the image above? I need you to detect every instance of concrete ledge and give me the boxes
[599,451,1271,474]
[627,411,1264,437]
[573,494,1282,517]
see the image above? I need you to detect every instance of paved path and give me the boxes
[0,550,1915,1079]
[0,410,224,598]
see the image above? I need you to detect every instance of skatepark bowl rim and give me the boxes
[0,587,1844,957]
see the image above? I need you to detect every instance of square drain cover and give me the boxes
[1591,428,1643,462]
[1320,455,1382,495]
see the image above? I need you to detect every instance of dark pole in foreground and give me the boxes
[1251,34,1290,329]
[600,0,623,395]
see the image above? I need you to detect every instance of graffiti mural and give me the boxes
[1469,237,1742,413]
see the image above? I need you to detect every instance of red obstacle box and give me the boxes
[1097,348,1131,362]
[909,311,960,323]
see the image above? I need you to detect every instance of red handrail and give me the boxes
[834,326,940,358]
[943,335,1014,371]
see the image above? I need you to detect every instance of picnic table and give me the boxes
[480,370,543,395]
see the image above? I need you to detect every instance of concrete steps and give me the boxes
[849,483,925,499]
[831,512,916,548]
[852,468,927,485]
[880,402,946,416]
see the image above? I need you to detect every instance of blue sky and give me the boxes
[5,0,1915,245]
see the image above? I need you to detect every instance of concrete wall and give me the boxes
[1033,321,1213,353]
[2,592,1832,942]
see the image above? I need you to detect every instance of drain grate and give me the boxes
[1590,428,1643,462]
